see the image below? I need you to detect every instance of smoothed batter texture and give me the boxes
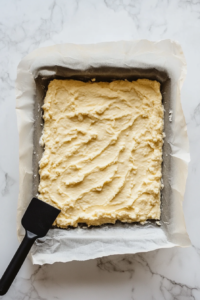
[38,79,163,227]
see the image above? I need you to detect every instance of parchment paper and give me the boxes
[16,40,191,265]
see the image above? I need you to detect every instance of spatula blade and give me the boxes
[21,198,60,237]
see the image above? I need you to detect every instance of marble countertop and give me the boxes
[0,0,200,299]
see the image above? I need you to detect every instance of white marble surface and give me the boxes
[0,0,200,299]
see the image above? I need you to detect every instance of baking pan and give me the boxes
[32,66,171,235]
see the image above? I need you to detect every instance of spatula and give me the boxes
[0,197,60,296]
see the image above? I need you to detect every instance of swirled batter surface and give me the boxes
[38,79,163,227]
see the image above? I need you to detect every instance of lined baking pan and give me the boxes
[32,66,172,231]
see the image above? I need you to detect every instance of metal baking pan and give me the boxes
[32,66,171,233]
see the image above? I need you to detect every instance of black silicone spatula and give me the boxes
[0,197,60,296]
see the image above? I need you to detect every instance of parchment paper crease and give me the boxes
[16,40,191,265]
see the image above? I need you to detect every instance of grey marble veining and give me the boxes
[0,0,200,299]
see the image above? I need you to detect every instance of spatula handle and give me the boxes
[0,231,37,296]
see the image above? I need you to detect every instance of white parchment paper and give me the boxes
[16,40,191,265]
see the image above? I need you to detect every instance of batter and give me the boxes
[38,79,163,227]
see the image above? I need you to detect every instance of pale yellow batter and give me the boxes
[38,79,163,227]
